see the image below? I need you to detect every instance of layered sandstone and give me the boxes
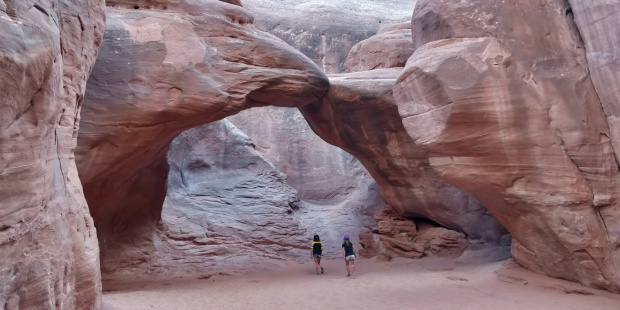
[78,0,328,274]
[0,0,105,308]
[394,0,620,291]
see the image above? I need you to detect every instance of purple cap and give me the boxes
[344,235,350,240]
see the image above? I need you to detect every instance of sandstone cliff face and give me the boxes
[0,0,105,308]
[394,0,620,291]
[78,0,328,274]
[568,1,620,164]
[244,0,414,74]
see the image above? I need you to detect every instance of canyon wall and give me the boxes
[0,0,105,308]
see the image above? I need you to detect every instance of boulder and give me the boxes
[0,0,105,308]
[344,22,416,72]
[394,0,620,291]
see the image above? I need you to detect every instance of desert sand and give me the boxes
[103,257,620,310]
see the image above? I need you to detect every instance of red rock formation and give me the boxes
[395,0,620,291]
[359,205,468,260]
[77,0,328,273]
[301,69,506,243]
[0,0,105,308]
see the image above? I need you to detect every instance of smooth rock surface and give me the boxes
[395,0,620,291]
[0,0,105,308]
[78,0,329,270]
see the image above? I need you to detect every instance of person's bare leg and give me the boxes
[314,257,320,274]
[318,257,323,274]
[345,260,351,276]
[351,259,355,274]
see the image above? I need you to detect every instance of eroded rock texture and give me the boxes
[0,0,105,308]
[395,0,620,291]
[78,0,328,274]
[244,0,413,73]
[102,120,309,277]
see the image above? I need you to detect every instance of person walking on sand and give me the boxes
[311,235,324,275]
[342,235,356,277]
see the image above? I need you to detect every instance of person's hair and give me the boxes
[313,235,320,242]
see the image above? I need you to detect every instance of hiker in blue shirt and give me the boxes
[342,235,356,277]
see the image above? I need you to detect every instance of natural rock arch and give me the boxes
[76,0,328,274]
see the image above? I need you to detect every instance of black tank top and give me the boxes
[312,241,322,255]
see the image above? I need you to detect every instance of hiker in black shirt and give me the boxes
[342,235,356,277]
[311,235,324,275]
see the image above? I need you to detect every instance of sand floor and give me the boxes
[103,258,620,310]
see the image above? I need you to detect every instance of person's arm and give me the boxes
[342,246,346,259]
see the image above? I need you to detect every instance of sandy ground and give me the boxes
[103,257,620,310]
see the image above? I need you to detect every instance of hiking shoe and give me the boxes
[315,272,320,275]
[346,273,351,277]
[320,267,324,274]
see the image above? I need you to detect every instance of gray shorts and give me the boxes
[345,255,356,261]
[313,254,321,258]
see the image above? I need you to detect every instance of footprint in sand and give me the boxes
[446,276,469,282]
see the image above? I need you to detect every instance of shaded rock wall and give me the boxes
[78,0,328,275]
[0,0,105,308]
[394,0,620,291]
[244,0,414,74]
[227,107,385,250]
[102,120,309,277]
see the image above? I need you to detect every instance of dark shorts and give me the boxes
[313,254,321,258]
